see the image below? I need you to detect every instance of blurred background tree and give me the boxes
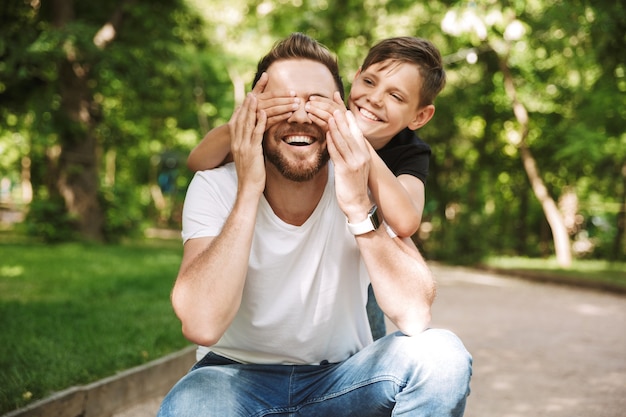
[0,0,624,262]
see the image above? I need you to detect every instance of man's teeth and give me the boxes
[285,136,313,145]
[359,108,380,121]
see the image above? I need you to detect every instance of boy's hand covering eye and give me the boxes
[251,72,300,129]
[305,91,347,129]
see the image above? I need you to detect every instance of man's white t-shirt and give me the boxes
[182,163,373,365]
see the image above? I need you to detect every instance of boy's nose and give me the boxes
[287,101,312,124]
[368,90,384,107]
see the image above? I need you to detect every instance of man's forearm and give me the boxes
[356,229,435,336]
[172,193,260,346]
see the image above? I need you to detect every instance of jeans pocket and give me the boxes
[191,351,240,371]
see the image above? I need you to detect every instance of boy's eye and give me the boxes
[391,93,404,102]
[363,78,374,85]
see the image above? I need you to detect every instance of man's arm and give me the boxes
[171,95,267,346]
[327,110,435,335]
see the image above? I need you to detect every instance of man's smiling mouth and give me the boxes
[285,135,314,146]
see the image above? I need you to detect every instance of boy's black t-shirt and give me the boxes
[376,128,431,184]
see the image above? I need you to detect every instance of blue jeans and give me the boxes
[367,284,386,340]
[157,329,472,416]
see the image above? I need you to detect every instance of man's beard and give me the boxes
[263,124,330,182]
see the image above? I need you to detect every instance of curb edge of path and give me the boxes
[2,345,196,417]
[474,264,626,295]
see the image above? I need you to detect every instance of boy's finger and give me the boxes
[251,72,268,95]
[263,100,299,118]
[333,91,345,106]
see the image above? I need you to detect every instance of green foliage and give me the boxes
[22,194,77,243]
[0,0,624,258]
[99,184,144,242]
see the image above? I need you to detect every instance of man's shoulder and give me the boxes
[194,163,238,183]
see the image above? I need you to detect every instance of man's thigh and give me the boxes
[158,329,471,417]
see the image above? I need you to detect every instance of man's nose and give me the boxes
[287,101,312,124]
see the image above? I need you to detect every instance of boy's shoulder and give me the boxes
[380,128,431,152]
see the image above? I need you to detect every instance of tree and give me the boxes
[0,0,223,241]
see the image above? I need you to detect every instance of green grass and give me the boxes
[0,237,190,414]
[481,256,626,292]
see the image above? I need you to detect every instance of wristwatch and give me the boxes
[346,205,381,235]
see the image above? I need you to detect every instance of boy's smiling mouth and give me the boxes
[359,108,380,121]
[357,106,385,123]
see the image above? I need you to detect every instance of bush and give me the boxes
[22,196,77,242]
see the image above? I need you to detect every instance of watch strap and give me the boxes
[346,205,380,235]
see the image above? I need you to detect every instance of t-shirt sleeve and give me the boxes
[181,168,236,243]
[391,146,430,183]
[377,130,431,184]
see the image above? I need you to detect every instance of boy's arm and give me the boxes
[187,124,232,171]
[368,147,424,237]
[307,94,424,237]
[186,72,300,172]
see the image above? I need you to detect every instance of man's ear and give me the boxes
[407,104,435,130]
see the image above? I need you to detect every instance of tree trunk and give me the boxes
[613,161,626,260]
[498,51,572,267]
[53,0,104,241]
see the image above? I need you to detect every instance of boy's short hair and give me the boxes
[361,37,446,107]
[253,33,345,100]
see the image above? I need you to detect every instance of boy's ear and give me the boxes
[353,67,362,82]
[408,104,435,130]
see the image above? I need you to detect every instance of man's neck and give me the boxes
[263,165,329,226]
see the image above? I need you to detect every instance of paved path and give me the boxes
[114,264,626,417]
[430,264,626,417]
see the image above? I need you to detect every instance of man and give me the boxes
[158,33,471,416]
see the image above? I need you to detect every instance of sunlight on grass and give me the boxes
[0,239,190,414]
[483,256,626,289]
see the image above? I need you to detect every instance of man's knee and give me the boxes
[384,329,472,388]
[158,367,242,416]
[383,329,472,414]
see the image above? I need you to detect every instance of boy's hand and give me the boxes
[252,72,300,129]
[305,91,346,130]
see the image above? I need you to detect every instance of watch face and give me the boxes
[370,206,381,230]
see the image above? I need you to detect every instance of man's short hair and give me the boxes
[253,33,345,100]
[361,37,446,106]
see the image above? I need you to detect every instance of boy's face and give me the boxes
[348,60,431,149]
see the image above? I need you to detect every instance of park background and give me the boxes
[1,0,624,414]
